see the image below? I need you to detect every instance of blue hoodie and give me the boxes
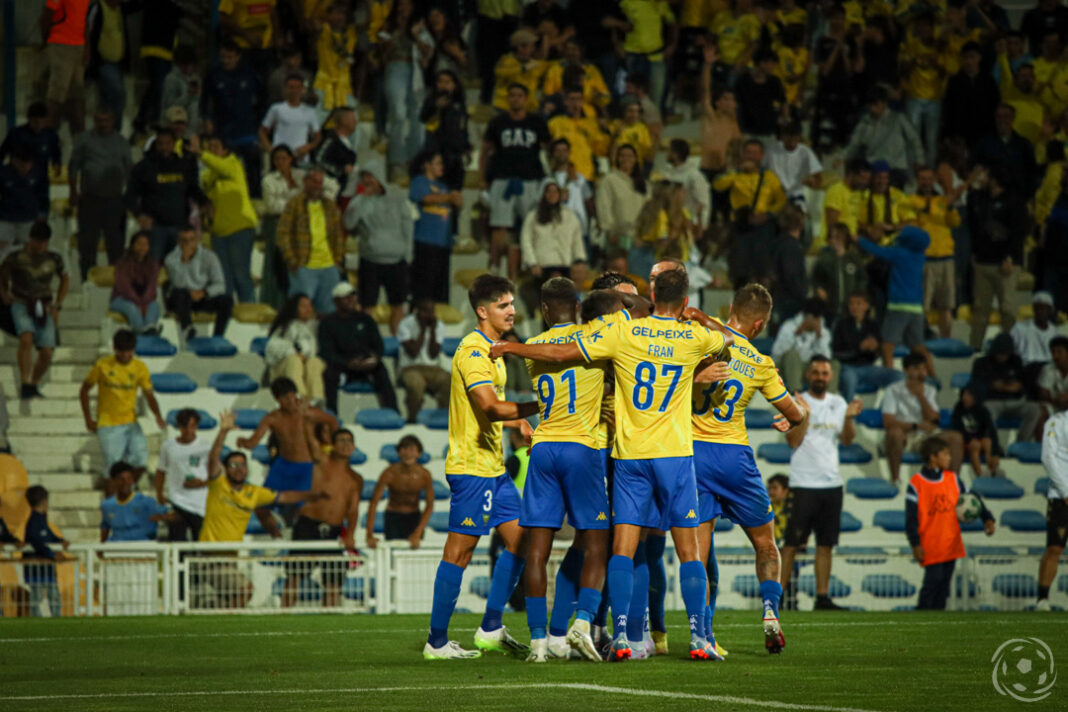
[858,226,930,309]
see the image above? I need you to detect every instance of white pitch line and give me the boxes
[0,682,886,712]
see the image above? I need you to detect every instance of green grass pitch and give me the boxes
[0,611,1063,711]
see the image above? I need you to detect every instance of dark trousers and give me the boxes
[167,505,204,542]
[411,242,451,304]
[76,195,125,279]
[134,57,171,132]
[917,560,956,610]
[324,361,398,413]
[165,288,233,336]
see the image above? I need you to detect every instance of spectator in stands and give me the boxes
[520,181,586,308]
[543,38,610,114]
[410,152,461,305]
[164,226,233,341]
[277,167,345,316]
[763,121,823,211]
[311,3,357,113]
[380,0,435,179]
[735,49,787,142]
[970,333,1044,442]
[344,159,413,335]
[780,356,861,611]
[770,205,807,324]
[131,0,181,136]
[620,0,675,109]
[858,161,912,249]
[85,0,135,128]
[319,282,398,413]
[571,0,628,103]
[625,71,664,148]
[1012,291,1061,375]
[0,223,68,400]
[39,0,89,133]
[110,231,161,335]
[772,298,834,394]
[219,0,280,74]
[910,166,965,339]
[548,139,593,245]
[1037,336,1068,414]
[397,299,450,424]
[596,145,647,254]
[0,514,20,548]
[80,328,166,488]
[834,290,903,403]
[480,83,550,278]
[662,139,711,231]
[941,42,999,147]
[476,0,520,106]
[155,408,210,542]
[845,86,924,177]
[995,44,1043,147]
[124,129,209,260]
[265,294,325,403]
[0,102,60,218]
[160,45,202,136]
[899,11,947,164]
[973,104,1038,196]
[951,384,1002,478]
[420,69,470,192]
[813,224,867,321]
[365,435,434,548]
[260,74,322,165]
[196,136,258,304]
[201,40,264,198]
[966,166,1028,351]
[811,4,858,153]
[268,46,310,105]
[0,144,43,254]
[819,158,869,250]
[426,6,470,79]
[492,28,548,113]
[23,484,69,616]
[882,353,964,485]
[314,107,358,185]
[100,461,170,542]
[548,89,609,182]
[68,109,131,279]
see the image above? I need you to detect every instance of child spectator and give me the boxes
[365,435,434,548]
[23,484,69,616]
[155,408,211,542]
[906,437,995,610]
[409,151,461,305]
[813,223,867,320]
[265,294,325,403]
[100,461,170,542]
[909,165,964,338]
[312,3,357,112]
[110,231,161,335]
[766,473,791,549]
[950,384,1003,478]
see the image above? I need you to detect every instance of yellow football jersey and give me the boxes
[578,315,726,460]
[199,477,277,542]
[692,322,788,446]
[445,330,509,478]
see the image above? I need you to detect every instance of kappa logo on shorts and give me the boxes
[686,509,697,519]
[460,517,475,527]
[596,512,607,521]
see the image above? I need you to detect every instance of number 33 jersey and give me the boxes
[692,321,788,447]
[576,314,726,460]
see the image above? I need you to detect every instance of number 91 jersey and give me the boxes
[692,322,789,446]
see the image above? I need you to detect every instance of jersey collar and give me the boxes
[550,322,575,328]
[473,329,494,345]
[725,324,746,340]
[649,314,676,321]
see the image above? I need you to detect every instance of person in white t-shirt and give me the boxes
[772,298,835,393]
[780,356,861,611]
[1012,292,1064,400]
[1038,337,1068,415]
[154,408,211,541]
[259,75,321,164]
[763,122,823,209]
[397,298,450,423]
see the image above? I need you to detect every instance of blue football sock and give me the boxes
[704,603,714,640]
[706,535,719,638]
[428,561,464,648]
[606,554,634,638]
[482,550,524,632]
[526,596,548,640]
[646,534,667,633]
[576,587,601,623]
[627,544,649,642]
[679,560,708,641]
[760,579,783,619]
[595,580,609,629]
[549,547,583,636]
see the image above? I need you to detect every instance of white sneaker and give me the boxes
[566,619,602,662]
[474,625,529,654]
[547,634,572,659]
[526,638,549,662]
[630,642,649,660]
[1035,599,1052,612]
[423,640,482,660]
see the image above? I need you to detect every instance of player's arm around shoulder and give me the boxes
[468,383,540,422]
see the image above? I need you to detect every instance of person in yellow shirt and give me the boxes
[610,100,654,166]
[197,136,259,304]
[775,0,806,28]
[775,24,810,108]
[941,3,984,76]
[79,329,167,491]
[542,39,611,113]
[492,28,548,113]
[997,41,1045,145]
[908,166,965,338]
[710,1,762,69]
[219,0,280,63]
[900,12,948,164]
[858,160,914,245]
[621,0,677,108]
[548,90,610,181]
[819,157,871,248]
[313,3,358,112]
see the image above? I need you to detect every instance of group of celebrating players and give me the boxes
[423,259,808,663]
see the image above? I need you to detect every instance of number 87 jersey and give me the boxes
[692,322,789,446]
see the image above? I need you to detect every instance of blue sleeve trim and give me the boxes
[767,390,788,402]
[576,336,592,362]
[466,380,492,391]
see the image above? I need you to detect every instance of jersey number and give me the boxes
[632,362,683,412]
[711,379,744,422]
[482,490,493,512]
[536,369,577,420]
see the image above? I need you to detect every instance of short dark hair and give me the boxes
[961,41,982,55]
[541,276,578,310]
[668,138,690,160]
[753,48,777,65]
[29,221,51,241]
[1050,335,1068,352]
[920,436,949,464]
[550,137,570,151]
[398,434,424,453]
[155,127,176,142]
[732,283,774,321]
[846,157,871,174]
[270,377,298,399]
[26,485,48,507]
[113,329,136,352]
[847,289,871,304]
[744,138,765,152]
[27,101,48,119]
[581,290,623,323]
[801,298,825,317]
[651,268,688,306]
[220,38,242,54]
[507,82,529,95]
[903,353,927,370]
[109,461,134,479]
[808,354,832,369]
[175,408,201,428]
[332,428,354,444]
[468,274,515,311]
[767,473,789,490]
[285,73,306,85]
[591,271,637,291]
[222,450,247,468]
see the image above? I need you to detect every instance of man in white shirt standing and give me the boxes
[763,122,823,210]
[1037,406,1068,611]
[259,75,321,164]
[780,356,861,610]
[397,298,451,423]
[154,408,211,541]
[772,298,835,393]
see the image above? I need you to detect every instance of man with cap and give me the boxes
[144,106,191,156]
[970,333,1044,442]
[318,281,398,414]
[1011,291,1064,378]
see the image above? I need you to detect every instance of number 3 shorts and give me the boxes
[446,473,521,536]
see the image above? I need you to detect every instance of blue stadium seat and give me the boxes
[991,573,1038,598]
[939,408,953,429]
[1001,510,1046,532]
[873,510,906,532]
[343,577,375,601]
[432,480,450,499]
[417,408,449,430]
[893,344,909,358]
[136,335,177,357]
[383,336,399,358]
[271,576,323,602]
[208,372,258,394]
[731,574,761,598]
[995,415,1022,429]
[151,372,196,393]
[846,478,898,499]
[234,408,267,430]
[355,408,405,430]
[188,336,237,357]
[715,518,733,532]
[361,480,381,500]
[470,576,491,598]
[1008,442,1042,463]
[359,510,385,533]
[756,442,792,464]
[442,337,461,357]
[380,444,431,464]
[861,574,916,598]
[745,409,775,429]
[250,336,268,357]
[836,546,887,556]
[798,574,851,598]
[925,338,973,358]
[349,448,368,466]
[1035,477,1050,496]
[840,511,863,532]
[429,511,450,532]
[1058,574,1068,594]
[901,452,923,464]
[961,518,986,532]
[342,380,375,394]
[970,477,1024,500]
[839,444,873,464]
[251,444,272,464]
[856,408,883,429]
[954,578,978,598]
[969,546,1017,557]
[950,372,970,390]
[166,409,216,429]
[750,337,773,354]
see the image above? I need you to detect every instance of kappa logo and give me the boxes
[471,350,483,358]
[686,509,697,519]
[589,332,603,342]
[460,517,475,527]
[596,512,607,521]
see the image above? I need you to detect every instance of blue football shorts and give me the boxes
[520,442,609,530]
[693,441,774,528]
